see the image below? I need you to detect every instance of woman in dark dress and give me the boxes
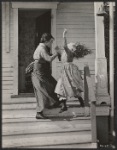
[31,33,60,119]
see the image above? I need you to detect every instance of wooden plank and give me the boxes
[57,28,95,34]
[2,72,13,77]
[2,105,110,118]
[51,9,57,78]
[2,81,13,85]
[5,2,10,53]
[2,131,91,147]
[84,65,97,142]
[2,103,36,110]
[56,39,95,44]
[3,121,91,136]
[2,97,36,104]
[2,76,13,81]
[56,32,95,38]
[2,90,13,94]
[90,102,97,143]
[2,58,13,63]
[2,107,88,119]
[2,85,13,90]
[13,8,18,95]
[2,63,13,67]
[12,2,58,9]
[57,35,95,40]
[57,3,94,10]
[57,16,94,22]
[57,9,94,13]
[57,37,95,42]
[2,94,11,99]
[86,76,96,102]
[32,143,97,148]
[57,21,94,25]
[2,101,85,110]
[2,68,13,72]
[57,18,94,23]
[57,12,94,17]
[2,116,91,124]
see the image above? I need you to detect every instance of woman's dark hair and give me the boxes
[40,33,54,43]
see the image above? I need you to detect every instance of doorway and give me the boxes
[18,9,51,94]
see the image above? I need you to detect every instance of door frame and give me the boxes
[12,2,58,95]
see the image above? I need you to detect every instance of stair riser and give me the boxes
[3,123,91,136]
[3,116,91,123]
[2,103,81,110]
[2,98,79,104]
[29,143,97,148]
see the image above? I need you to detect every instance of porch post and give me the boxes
[109,2,115,140]
[13,8,18,95]
[51,9,57,79]
[94,2,110,105]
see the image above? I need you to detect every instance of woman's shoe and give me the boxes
[78,97,85,107]
[36,112,48,119]
[59,107,68,113]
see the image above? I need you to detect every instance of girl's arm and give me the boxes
[63,29,70,54]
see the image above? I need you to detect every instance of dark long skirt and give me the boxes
[31,60,59,112]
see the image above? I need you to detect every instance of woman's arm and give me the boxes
[41,48,58,62]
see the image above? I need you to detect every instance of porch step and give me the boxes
[2,97,89,119]
[2,107,89,119]
[2,100,81,110]
[2,130,92,148]
[30,143,97,148]
[2,98,97,148]
[2,116,95,148]
[3,97,79,104]
[3,118,91,136]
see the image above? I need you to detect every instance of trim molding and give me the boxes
[12,2,59,9]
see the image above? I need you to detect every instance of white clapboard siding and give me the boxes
[2,3,14,97]
[57,2,94,12]
[2,90,13,94]
[2,81,13,85]
[57,12,94,17]
[2,2,96,97]
[56,2,95,79]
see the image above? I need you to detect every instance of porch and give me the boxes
[2,65,110,148]
[2,1,115,148]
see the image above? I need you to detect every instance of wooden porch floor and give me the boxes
[2,97,99,148]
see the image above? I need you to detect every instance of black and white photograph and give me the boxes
[1,0,116,148]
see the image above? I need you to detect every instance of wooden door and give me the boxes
[19,10,51,94]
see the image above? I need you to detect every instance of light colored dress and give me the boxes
[55,38,84,100]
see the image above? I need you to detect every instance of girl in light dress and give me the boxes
[55,29,84,113]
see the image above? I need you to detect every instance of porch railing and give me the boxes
[84,65,97,143]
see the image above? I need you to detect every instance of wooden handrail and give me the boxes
[84,65,97,143]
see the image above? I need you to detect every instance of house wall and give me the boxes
[2,2,14,98]
[55,2,95,88]
[2,2,95,98]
